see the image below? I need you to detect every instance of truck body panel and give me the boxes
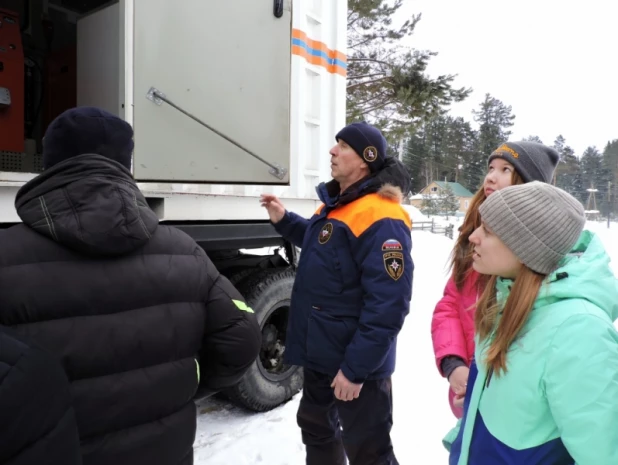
[0,0,347,222]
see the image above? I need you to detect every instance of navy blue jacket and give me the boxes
[274,159,414,382]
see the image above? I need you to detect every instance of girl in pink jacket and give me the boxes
[431,141,560,418]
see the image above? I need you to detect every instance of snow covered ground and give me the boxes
[194,221,617,464]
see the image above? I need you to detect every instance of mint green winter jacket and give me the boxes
[448,230,618,465]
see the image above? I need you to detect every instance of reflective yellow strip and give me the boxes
[232,299,254,313]
[195,359,200,384]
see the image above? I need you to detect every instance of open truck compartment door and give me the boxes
[131,0,292,184]
[2,0,304,186]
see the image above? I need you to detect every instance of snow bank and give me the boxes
[402,204,429,223]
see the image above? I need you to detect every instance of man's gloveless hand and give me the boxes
[331,369,363,401]
[260,194,286,224]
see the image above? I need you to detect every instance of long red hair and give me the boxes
[450,170,524,291]
[475,266,545,375]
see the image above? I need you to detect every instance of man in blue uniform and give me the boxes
[261,122,414,465]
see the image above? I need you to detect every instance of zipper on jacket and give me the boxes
[485,367,493,387]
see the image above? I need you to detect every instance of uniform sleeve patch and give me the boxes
[383,252,404,280]
[382,239,403,251]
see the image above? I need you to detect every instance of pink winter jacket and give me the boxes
[431,269,480,418]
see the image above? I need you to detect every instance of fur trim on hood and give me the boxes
[377,183,404,203]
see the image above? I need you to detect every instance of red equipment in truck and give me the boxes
[0,9,24,153]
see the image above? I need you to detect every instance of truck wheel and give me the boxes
[225,267,261,286]
[224,268,303,412]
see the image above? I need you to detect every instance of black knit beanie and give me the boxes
[335,122,387,173]
[487,141,559,183]
[43,107,134,170]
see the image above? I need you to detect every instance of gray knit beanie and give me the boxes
[478,181,585,274]
[488,141,559,183]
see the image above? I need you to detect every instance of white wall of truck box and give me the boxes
[0,0,347,223]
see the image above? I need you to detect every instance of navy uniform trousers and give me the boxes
[296,368,399,465]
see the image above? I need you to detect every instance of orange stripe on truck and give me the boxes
[292,29,347,76]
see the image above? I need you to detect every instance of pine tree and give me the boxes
[346,0,472,139]
[421,192,440,216]
[402,117,450,193]
[602,140,618,216]
[440,183,460,220]
[522,135,544,144]
[402,115,478,194]
[472,93,516,156]
[466,94,516,191]
[459,150,485,194]
[402,133,430,194]
[580,146,603,188]
[558,147,583,200]
[552,135,582,199]
[553,135,566,155]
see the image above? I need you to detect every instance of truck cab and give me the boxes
[0,0,347,411]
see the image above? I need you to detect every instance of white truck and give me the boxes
[0,0,347,411]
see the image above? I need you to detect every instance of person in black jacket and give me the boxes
[0,325,82,465]
[0,107,262,465]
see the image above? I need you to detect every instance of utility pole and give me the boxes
[586,184,598,220]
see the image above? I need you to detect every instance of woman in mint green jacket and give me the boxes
[448,181,618,465]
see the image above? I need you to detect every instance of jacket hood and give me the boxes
[317,156,412,208]
[15,154,159,257]
[497,230,618,322]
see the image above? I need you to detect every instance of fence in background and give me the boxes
[412,218,454,239]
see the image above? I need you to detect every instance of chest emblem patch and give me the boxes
[318,222,334,244]
[383,251,404,280]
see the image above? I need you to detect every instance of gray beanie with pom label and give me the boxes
[478,181,586,274]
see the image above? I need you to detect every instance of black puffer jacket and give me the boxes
[0,326,81,465]
[0,155,261,465]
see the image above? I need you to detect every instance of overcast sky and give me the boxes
[395,0,616,156]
